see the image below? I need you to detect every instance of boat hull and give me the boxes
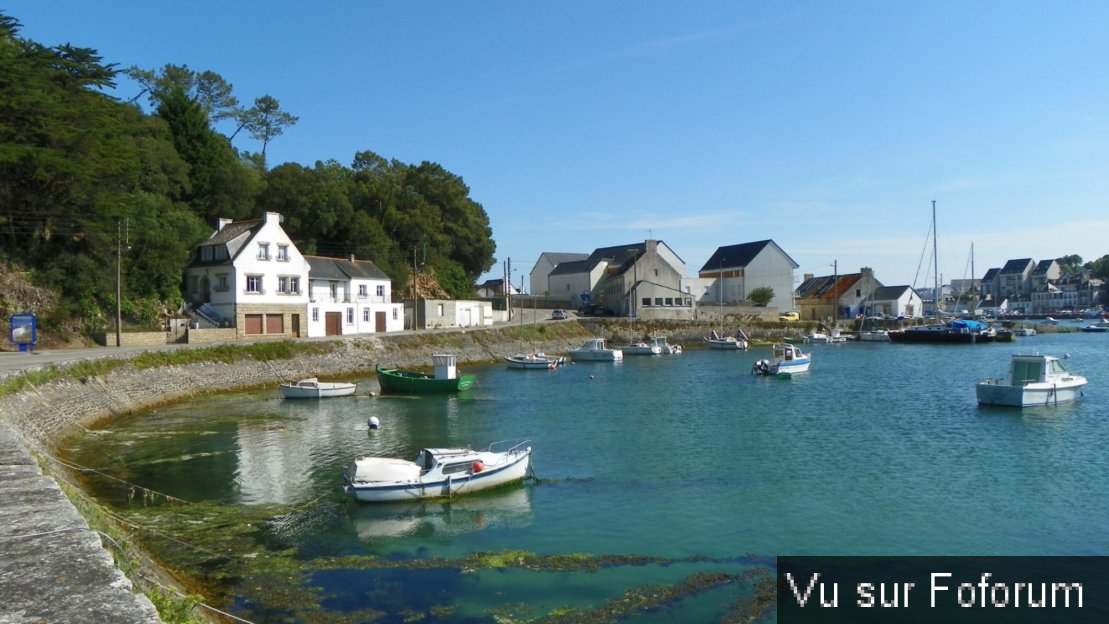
[376,366,475,393]
[347,451,531,502]
[706,338,747,350]
[280,380,357,399]
[568,350,622,361]
[773,358,812,375]
[888,329,998,344]
[976,381,1086,407]
[505,355,563,369]
[621,344,662,355]
[858,331,890,342]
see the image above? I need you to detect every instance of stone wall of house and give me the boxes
[186,327,237,343]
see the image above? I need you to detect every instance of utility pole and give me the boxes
[116,220,122,347]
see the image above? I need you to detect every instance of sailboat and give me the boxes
[887,202,998,344]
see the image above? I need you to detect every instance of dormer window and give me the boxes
[257,243,270,261]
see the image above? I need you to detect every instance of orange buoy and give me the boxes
[472,460,484,473]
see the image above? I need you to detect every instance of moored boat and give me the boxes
[976,353,1087,407]
[344,440,533,502]
[752,343,812,377]
[887,319,999,344]
[568,338,623,361]
[1013,326,1037,336]
[376,354,475,393]
[279,378,358,399]
[621,341,662,355]
[505,352,565,369]
[1080,324,1108,333]
[705,328,749,350]
[806,329,846,344]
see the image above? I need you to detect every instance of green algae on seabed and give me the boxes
[116,501,775,622]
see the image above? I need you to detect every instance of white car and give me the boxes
[551,309,567,320]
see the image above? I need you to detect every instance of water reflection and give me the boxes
[349,486,534,541]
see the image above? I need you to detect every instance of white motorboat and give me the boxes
[344,440,533,502]
[505,352,565,369]
[1013,326,1037,337]
[649,336,682,354]
[752,343,812,377]
[279,378,358,399]
[805,329,846,344]
[621,341,662,355]
[568,338,623,361]
[705,328,749,350]
[976,353,1087,407]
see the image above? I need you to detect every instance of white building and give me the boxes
[185,212,402,339]
[305,255,404,337]
[185,212,310,338]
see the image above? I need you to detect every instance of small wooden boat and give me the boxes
[279,378,357,399]
[343,440,532,502]
[752,343,812,377]
[376,354,475,394]
[505,352,565,369]
[567,338,623,361]
[976,353,1087,407]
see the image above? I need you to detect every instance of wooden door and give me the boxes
[325,312,342,336]
[375,311,386,333]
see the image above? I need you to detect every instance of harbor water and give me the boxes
[64,331,1109,622]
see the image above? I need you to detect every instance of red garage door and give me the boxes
[244,314,263,335]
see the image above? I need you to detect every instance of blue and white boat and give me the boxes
[752,343,812,377]
[344,440,532,502]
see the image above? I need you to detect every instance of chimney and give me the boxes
[804,273,814,282]
[217,218,233,231]
[264,211,282,225]
[350,253,355,262]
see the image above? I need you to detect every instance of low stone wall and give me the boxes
[186,327,237,343]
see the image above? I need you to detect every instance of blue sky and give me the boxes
[8,1,1109,291]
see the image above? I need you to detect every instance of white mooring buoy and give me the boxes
[368,416,381,430]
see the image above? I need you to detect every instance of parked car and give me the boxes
[551,309,567,320]
[778,311,800,322]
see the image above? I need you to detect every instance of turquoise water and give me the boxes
[67,333,1109,621]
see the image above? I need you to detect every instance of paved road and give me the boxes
[0,306,562,377]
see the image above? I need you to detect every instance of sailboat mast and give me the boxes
[970,242,976,316]
[932,200,939,317]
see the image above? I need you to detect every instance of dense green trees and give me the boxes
[0,11,496,334]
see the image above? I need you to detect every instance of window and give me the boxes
[684,298,692,306]
[437,304,444,316]
[358,284,368,297]
[363,309,370,322]
[278,276,288,293]
[257,243,270,260]
[312,307,319,322]
[215,274,228,291]
[346,308,354,324]
[214,246,227,260]
[189,276,199,294]
[277,244,289,261]
[201,247,212,261]
[641,297,650,307]
[289,277,299,294]
[665,297,673,306]
[392,308,398,319]
[654,298,663,306]
[376,285,385,297]
[246,275,263,293]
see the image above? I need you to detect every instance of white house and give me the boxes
[410,298,494,329]
[699,240,798,311]
[185,212,310,338]
[185,211,403,339]
[305,255,404,337]
[529,252,587,299]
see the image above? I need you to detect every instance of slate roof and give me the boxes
[549,259,591,276]
[186,218,263,268]
[999,258,1034,274]
[539,252,588,265]
[699,240,798,273]
[981,267,999,282]
[1032,259,1056,275]
[305,255,390,281]
[871,285,913,300]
